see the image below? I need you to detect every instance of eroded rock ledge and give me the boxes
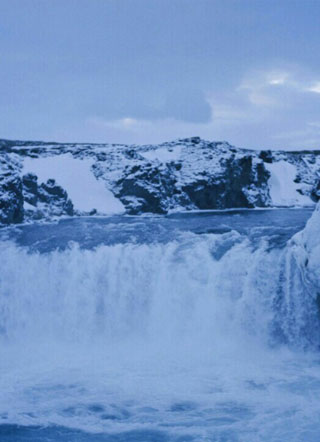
[1,137,319,224]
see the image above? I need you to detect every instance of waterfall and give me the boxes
[1,210,320,440]
[1,228,318,350]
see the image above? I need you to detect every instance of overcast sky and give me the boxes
[1,0,320,149]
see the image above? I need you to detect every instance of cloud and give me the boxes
[238,67,320,107]
[82,115,215,146]
[267,72,289,85]
[88,86,212,125]
[307,82,320,94]
[238,69,295,107]
[80,64,320,150]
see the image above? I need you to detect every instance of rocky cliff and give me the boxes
[0,137,319,224]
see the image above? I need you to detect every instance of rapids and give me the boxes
[0,209,320,442]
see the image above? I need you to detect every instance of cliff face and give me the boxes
[0,137,319,224]
[0,154,24,224]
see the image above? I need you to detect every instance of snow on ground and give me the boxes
[141,145,182,162]
[23,154,124,214]
[265,161,312,206]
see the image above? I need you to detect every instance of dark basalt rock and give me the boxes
[311,180,320,202]
[0,137,319,223]
[38,179,74,216]
[183,155,270,210]
[182,179,222,209]
[116,163,179,214]
[0,175,24,224]
[22,173,37,191]
[22,173,38,205]
[39,179,68,201]
[225,155,270,207]
[22,174,74,219]
[0,155,24,224]
[259,150,273,163]
[179,136,201,144]
[114,154,271,213]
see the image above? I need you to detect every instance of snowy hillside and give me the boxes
[0,137,319,224]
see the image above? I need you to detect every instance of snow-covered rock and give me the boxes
[0,136,319,224]
[0,154,23,224]
[271,202,320,348]
[291,202,320,292]
[22,173,74,221]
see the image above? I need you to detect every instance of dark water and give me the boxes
[0,425,180,442]
[0,208,313,252]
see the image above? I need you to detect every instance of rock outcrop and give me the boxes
[0,136,319,224]
[22,174,73,221]
[0,155,23,224]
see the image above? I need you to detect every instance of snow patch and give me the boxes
[23,154,124,214]
[265,161,312,206]
[142,146,182,162]
[23,201,36,211]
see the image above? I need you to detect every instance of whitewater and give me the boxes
[1,208,320,442]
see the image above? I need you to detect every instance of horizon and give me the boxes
[1,134,320,152]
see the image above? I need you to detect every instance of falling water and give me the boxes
[0,209,320,442]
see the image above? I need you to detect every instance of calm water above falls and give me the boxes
[1,209,320,442]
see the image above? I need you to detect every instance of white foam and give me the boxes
[1,219,320,438]
[0,231,320,438]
